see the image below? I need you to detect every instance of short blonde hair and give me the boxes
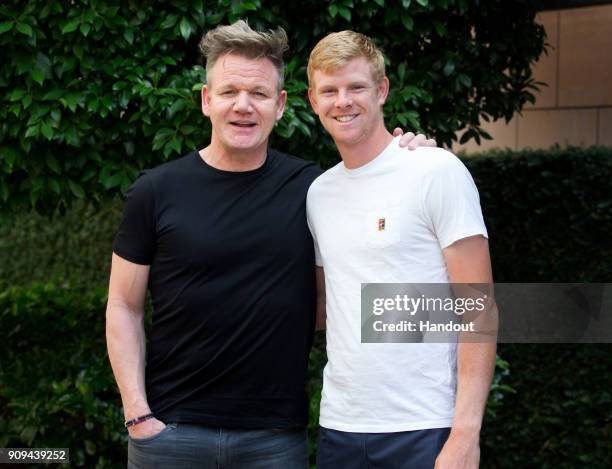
[307,30,385,86]
[199,20,288,90]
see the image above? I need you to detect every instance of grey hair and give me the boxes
[199,20,289,91]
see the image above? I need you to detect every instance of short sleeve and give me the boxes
[306,202,323,267]
[422,154,488,249]
[112,171,156,265]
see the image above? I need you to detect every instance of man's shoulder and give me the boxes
[308,161,343,186]
[143,151,199,181]
[397,146,468,178]
[269,148,323,181]
[306,161,343,205]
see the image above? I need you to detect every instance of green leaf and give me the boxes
[65,94,78,112]
[123,29,134,44]
[42,89,63,101]
[46,154,61,173]
[458,74,472,88]
[168,99,186,116]
[35,53,52,76]
[68,180,85,198]
[32,68,44,85]
[338,6,351,21]
[374,0,384,6]
[443,61,455,76]
[402,0,411,7]
[179,17,192,40]
[74,43,84,60]
[123,141,135,156]
[29,189,41,206]
[16,22,33,36]
[9,89,26,101]
[40,121,53,139]
[47,178,61,194]
[401,13,414,30]
[102,172,122,189]
[62,19,80,34]
[79,23,91,36]
[25,124,40,138]
[160,15,178,29]
[328,4,338,17]
[0,21,14,34]
[433,20,447,37]
[416,0,429,6]
[398,63,406,82]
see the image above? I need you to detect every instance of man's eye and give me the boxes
[253,91,267,97]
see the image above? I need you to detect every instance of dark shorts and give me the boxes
[128,423,308,469]
[316,426,451,469]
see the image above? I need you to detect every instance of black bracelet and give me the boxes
[124,413,155,428]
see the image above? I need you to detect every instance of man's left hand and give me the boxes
[392,128,437,150]
[434,428,480,469]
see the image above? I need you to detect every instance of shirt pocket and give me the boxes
[364,198,401,248]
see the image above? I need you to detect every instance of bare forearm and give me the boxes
[451,341,496,433]
[106,301,149,420]
[315,266,326,330]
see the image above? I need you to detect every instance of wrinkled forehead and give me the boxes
[207,53,280,88]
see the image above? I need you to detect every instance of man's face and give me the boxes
[308,57,388,149]
[202,54,287,156]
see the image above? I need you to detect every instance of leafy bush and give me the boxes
[462,146,612,283]
[0,284,125,467]
[481,344,612,469]
[0,200,121,288]
[0,0,546,214]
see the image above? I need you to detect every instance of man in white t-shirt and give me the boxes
[306,31,496,468]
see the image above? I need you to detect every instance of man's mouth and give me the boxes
[334,114,358,123]
[230,121,257,128]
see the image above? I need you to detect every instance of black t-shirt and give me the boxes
[113,149,323,428]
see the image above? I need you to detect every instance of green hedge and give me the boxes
[0,284,124,467]
[481,343,612,469]
[463,146,612,283]
[1,146,611,467]
[0,0,546,214]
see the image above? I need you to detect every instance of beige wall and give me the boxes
[455,4,612,153]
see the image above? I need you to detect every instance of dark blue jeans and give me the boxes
[128,423,308,469]
[317,426,451,469]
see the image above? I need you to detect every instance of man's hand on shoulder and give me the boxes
[127,417,167,440]
[434,428,480,469]
[392,128,437,150]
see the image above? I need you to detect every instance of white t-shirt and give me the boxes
[306,137,488,433]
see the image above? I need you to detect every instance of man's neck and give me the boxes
[199,140,268,172]
[337,126,394,170]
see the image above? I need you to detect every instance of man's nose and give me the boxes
[335,89,352,108]
[233,91,252,112]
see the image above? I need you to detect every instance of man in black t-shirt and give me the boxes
[106,20,433,468]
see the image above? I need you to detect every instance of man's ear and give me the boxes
[307,87,319,115]
[201,84,210,116]
[377,77,390,106]
[276,90,288,121]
